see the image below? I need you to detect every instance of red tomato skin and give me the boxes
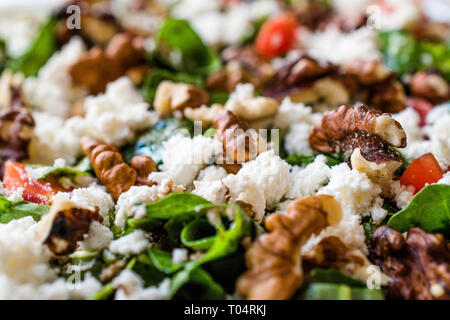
[255,14,298,58]
[407,97,433,127]
[3,161,56,204]
[400,153,445,193]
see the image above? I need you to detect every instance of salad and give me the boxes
[0,0,449,300]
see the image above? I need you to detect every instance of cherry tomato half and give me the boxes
[400,153,445,193]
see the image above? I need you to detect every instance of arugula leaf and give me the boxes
[285,152,345,167]
[122,118,194,164]
[6,16,58,77]
[169,266,225,299]
[141,68,204,102]
[388,184,450,235]
[152,18,221,75]
[144,192,213,219]
[0,196,50,223]
[417,41,450,81]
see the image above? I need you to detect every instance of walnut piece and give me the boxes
[236,195,343,300]
[69,33,144,94]
[368,77,407,113]
[344,60,391,86]
[81,136,137,200]
[410,70,449,104]
[153,81,209,115]
[309,104,406,185]
[0,109,35,174]
[213,109,261,174]
[225,96,279,121]
[369,226,450,300]
[183,104,224,126]
[37,199,103,255]
[130,155,157,187]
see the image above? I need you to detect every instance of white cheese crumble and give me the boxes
[196,165,228,182]
[437,172,450,185]
[172,248,189,265]
[109,230,151,255]
[113,269,171,300]
[286,155,331,200]
[160,134,222,187]
[390,180,415,210]
[23,37,87,118]
[78,221,113,251]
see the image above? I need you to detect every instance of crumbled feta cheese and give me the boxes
[237,150,291,208]
[172,248,189,265]
[284,123,315,155]
[113,269,171,300]
[109,230,151,255]
[23,37,87,118]
[7,187,24,202]
[160,134,222,186]
[286,155,331,199]
[319,163,385,221]
[196,166,228,182]
[78,221,113,251]
[305,27,380,66]
[192,180,225,203]
[53,185,114,225]
[390,180,415,209]
[437,172,450,185]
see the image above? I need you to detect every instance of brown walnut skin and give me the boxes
[213,109,259,174]
[369,226,450,300]
[309,104,405,164]
[410,70,449,104]
[43,205,103,256]
[130,155,157,187]
[80,136,137,201]
[236,195,342,300]
[69,33,144,94]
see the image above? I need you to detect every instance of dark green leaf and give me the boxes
[285,152,345,167]
[145,192,213,219]
[378,30,418,76]
[388,184,450,235]
[180,218,216,251]
[148,247,183,274]
[301,282,384,300]
[0,196,50,223]
[6,17,58,77]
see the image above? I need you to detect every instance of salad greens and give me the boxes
[378,30,450,80]
[388,184,450,235]
[285,152,346,167]
[150,19,221,76]
[0,196,50,223]
[6,16,58,77]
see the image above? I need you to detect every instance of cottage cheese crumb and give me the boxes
[172,248,189,265]
[78,221,113,251]
[113,269,171,300]
[109,230,151,255]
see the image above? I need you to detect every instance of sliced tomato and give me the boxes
[3,161,57,204]
[255,14,298,58]
[373,0,395,13]
[407,97,433,127]
[400,153,445,193]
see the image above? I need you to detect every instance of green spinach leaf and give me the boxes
[388,184,450,235]
[0,196,50,223]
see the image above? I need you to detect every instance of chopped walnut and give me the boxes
[130,155,157,187]
[0,109,35,174]
[368,77,407,113]
[37,199,103,255]
[369,226,450,300]
[344,60,391,86]
[55,0,122,46]
[309,104,406,185]
[303,236,390,285]
[100,260,127,283]
[410,70,449,104]
[69,33,144,94]
[80,136,137,201]
[213,109,261,173]
[207,46,274,92]
[0,71,27,110]
[225,96,279,121]
[153,81,209,115]
[236,195,343,300]
[183,104,224,126]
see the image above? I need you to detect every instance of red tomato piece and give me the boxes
[255,14,298,58]
[400,153,445,193]
[407,97,433,127]
[3,161,57,204]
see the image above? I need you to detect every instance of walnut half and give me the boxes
[309,104,406,186]
[369,226,450,300]
[236,195,343,300]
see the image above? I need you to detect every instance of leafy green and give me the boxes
[145,192,213,219]
[0,196,50,223]
[301,282,384,300]
[26,164,92,182]
[141,68,204,102]
[308,268,365,287]
[180,218,216,251]
[151,19,221,75]
[122,118,194,164]
[285,152,345,167]
[378,30,450,80]
[6,17,58,77]
[209,91,229,105]
[388,184,450,235]
[148,248,183,274]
